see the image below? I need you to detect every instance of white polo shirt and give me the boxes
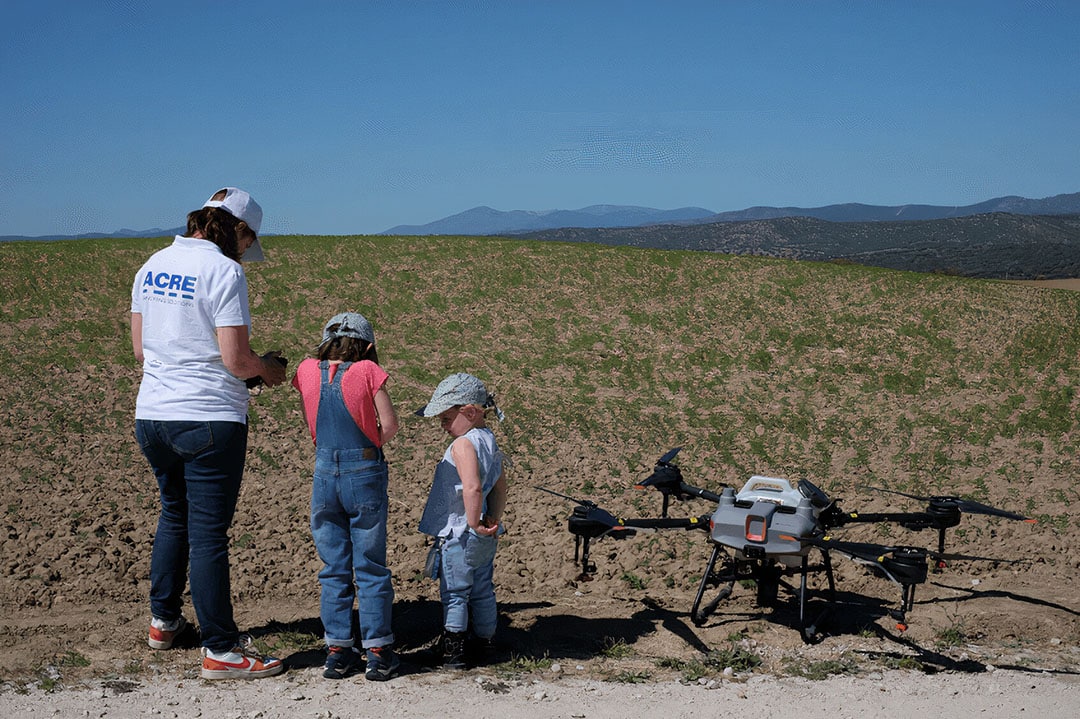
[131,236,252,423]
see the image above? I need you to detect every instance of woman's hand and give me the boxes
[259,351,288,387]
[474,517,500,537]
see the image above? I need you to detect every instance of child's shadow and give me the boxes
[250,599,450,676]
[252,598,558,675]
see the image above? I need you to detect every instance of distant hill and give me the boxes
[0,226,185,242]
[689,192,1080,224]
[517,212,1080,280]
[380,204,717,236]
[381,192,1080,236]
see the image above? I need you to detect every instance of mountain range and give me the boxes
[0,226,187,242]
[5,192,1078,243]
[380,192,1080,236]
[5,192,1080,279]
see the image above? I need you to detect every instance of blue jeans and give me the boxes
[135,419,247,653]
[311,449,394,649]
[439,529,498,638]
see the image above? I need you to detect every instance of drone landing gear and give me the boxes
[881,546,928,632]
[690,544,735,625]
[797,551,836,644]
[690,543,837,644]
[573,534,597,579]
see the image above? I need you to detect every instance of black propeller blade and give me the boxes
[636,447,682,487]
[792,535,896,563]
[535,486,622,529]
[789,534,1021,569]
[658,446,682,464]
[860,485,1035,522]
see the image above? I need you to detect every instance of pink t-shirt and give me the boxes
[291,358,389,446]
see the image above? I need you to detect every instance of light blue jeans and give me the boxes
[439,529,498,638]
[310,449,394,649]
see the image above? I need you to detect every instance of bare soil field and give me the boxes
[1,238,1078,715]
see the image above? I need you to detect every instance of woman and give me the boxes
[130,187,287,679]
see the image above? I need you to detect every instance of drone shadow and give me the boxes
[858,623,1080,676]
[926,579,1080,617]
[687,583,897,641]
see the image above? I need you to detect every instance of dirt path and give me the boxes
[4,664,1080,719]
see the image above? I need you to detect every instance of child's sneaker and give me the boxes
[467,634,496,666]
[364,646,400,681]
[200,636,283,680]
[442,631,467,670]
[323,645,362,679]
[148,616,188,650]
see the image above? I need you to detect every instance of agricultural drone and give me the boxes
[543,448,1036,643]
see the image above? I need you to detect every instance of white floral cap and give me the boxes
[415,372,504,420]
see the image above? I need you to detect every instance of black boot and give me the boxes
[467,633,496,666]
[442,631,467,670]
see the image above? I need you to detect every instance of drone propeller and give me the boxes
[788,535,1009,564]
[633,447,689,517]
[786,535,897,563]
[634,447,683,489]
[535,485,591,506]
[536,485,635,577]
[782,534,930,590]
[860,485,1035,522]
[658,446,682,464]
[535,486,624,531]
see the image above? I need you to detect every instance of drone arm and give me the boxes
[622,515,712,532]
[678,483,722,504]
[826,510,937,530]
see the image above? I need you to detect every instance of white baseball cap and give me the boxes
[203,187,265,261]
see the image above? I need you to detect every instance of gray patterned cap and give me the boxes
[415,372,504,420]
[318,312,375,350]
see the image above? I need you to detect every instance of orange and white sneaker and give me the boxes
[148,616,188,650]
[200,636,283,680]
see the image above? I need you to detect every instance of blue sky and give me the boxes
[2,1,1078,237]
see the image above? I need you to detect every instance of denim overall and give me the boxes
[309,361,394,649]
[418,428,502,639]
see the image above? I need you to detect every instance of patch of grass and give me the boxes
[705,643,763,673]
[261,629,322,656]
[610,670,651,683]
[600,637,634,659]
[877,655,927,671]
[934,621,968,649]
[58,651,91,668]
[494,653,553,678]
